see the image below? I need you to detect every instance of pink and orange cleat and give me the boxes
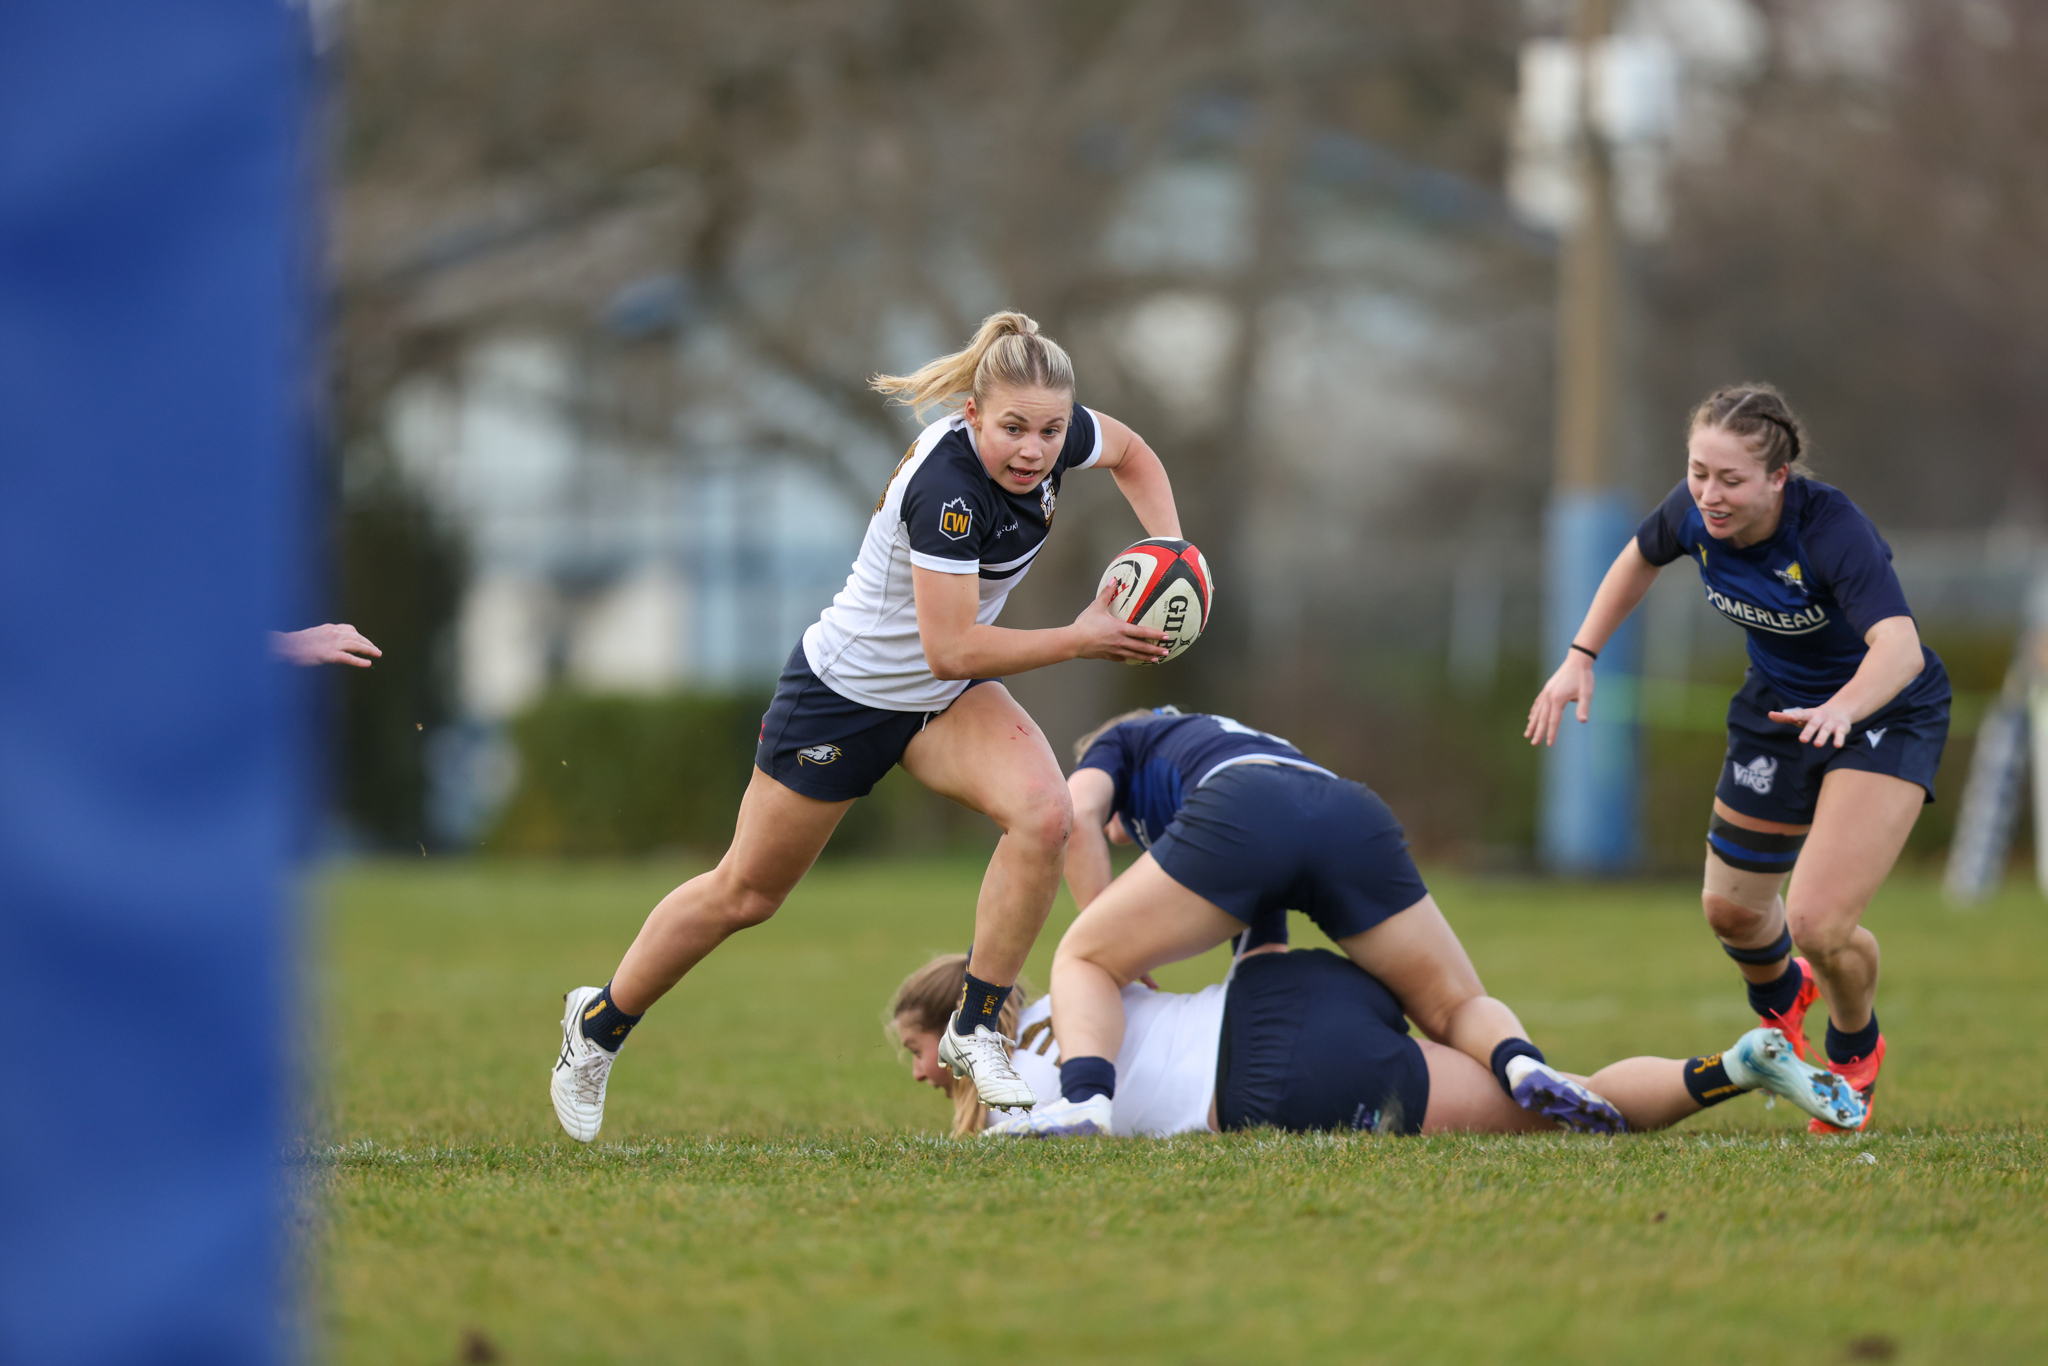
[1808,1034,1885,1135]
[1760,956,1820,1061]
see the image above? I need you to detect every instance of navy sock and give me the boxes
[577,984,642,1052]
[1683,1054,1742,1108]
[1489,1038,1546,1094]
[954,972,1011,1035]
[1747,960,1807,1019]
[1825,1013,1881,1065]
[1060,1055,1116,1104]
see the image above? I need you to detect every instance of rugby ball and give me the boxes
[1095,538,1213,664]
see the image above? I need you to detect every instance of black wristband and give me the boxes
[1569,642,1598,662]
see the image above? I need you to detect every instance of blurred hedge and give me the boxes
[486,625,2017,866]
[487,688,986,858]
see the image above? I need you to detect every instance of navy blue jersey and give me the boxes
[1635,478,1947,713]
[1074,711,1335,850]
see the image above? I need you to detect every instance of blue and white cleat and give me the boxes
[1724,1026,1867,1130]
[985,1094,1113,1139]
[1508,1059,1629,1134]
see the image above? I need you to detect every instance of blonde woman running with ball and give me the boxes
[550,313,1182,1140]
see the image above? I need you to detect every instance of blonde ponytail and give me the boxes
[869,311,1076,420]
[885,953,1030,1137]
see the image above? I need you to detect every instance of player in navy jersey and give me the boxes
[1526,383,1951,1132]
[992,708,1634,1138]
[549,312,1183,1140]
[886,950,1864,1139]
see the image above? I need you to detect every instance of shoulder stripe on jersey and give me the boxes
[909,549,979,575]
[1195,754,1337,788]
[979,541,1048,576]
[1072,406,1105,470]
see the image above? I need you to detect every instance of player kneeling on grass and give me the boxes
[888,949,1865,1137]
[1027,707,1631,1136]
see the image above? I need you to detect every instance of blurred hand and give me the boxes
[1524,653,1595,746]
[272,623,382,668]
[1071,581,1171,664]
[1767,704,1853,748]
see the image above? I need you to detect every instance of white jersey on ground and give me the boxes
[1007,981,1224,1136]
[801,405,1102,711]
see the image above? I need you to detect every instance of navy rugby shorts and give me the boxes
[1715,669,1949,826]
[1215,949,1428,1135]
[754,644,990,801]
[1147,764,1429,941]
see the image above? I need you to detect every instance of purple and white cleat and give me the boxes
[1508,1059,1629,1134]
[984,1094,1113,1139]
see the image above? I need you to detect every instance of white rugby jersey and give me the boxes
[1007,981,1225,1136]
[801,405,1103,710]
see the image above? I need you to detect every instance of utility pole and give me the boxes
[1539,0,1643,873]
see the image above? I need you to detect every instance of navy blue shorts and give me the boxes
[1215,949,1428,1135]
[1148,764,1429,942]
[1715,670,1949,826]
[754,645,989,801]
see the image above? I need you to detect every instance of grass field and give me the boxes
[310,856,2048,1365]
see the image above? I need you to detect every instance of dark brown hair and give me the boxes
[1688,382,1811,478]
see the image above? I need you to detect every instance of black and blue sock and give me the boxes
[1825,1013,1881,1066]
[954,972,1011,1035]
[1683,1054,1742,1108]
[577,984,642,1052]
[1489,1038,1546,1095]
[1747,958,1807,1020]
[1059,1055,1116,1104]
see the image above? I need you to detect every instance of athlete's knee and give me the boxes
[1002,781,1073,851]
[1053,937,1134,988]
[1701,888,1776,943]
[1404,976,1488,1044]
[1787,898,1866,961]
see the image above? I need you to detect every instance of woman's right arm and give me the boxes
[1523,541,1663,747]
[914,569,1168,679]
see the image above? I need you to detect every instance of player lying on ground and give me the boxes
[888,949,1865,1137]
[1527,382,1950,1133]
[549,312,1181,1141]
[1026,707,1631,1136]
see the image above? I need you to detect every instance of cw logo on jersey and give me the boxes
[938,497,973,540]
[1730,754,1778,795]
[1773,561,1806,593]
[797,744,842,765]
[1038,481,1057,527]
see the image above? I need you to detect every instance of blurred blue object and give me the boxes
[1540,490,1644,873]
[0,2,315,1363]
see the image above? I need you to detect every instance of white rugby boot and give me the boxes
[550,985,618,1142]
[937,1009,1037,1109]
[1724,1026,1867,1130]
[986,1094,1112,1138]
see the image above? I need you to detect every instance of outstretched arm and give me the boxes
[1062,768,1118,913]
[1767,615,1926,747]
[1524,541,1662,746]
[271,623,381,668]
